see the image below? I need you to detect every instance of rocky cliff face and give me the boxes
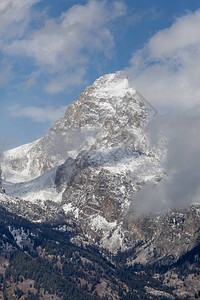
[126,204,200,266]
[1,72,200,268]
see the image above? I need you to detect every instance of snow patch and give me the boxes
[3,167,63,204]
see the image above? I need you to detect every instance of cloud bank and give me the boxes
[133,106,200,216]
[124,9,200,217]
[127,9,200,112]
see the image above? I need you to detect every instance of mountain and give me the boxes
[1,71,157,183]
[1,72,165,252]
[0,71,200,299]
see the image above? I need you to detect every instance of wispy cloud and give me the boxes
[0,0,40,39]
[2,0,127,93]
[9,104,67,123]
[0,0,41,89]
[127,9,200,111]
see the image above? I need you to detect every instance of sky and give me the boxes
[1,0,200,149]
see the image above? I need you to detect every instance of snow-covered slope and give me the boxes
[3,166,62,204]
[1,139,41,183]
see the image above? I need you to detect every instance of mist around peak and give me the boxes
[133,106,200,217]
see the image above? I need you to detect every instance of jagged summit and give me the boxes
[1,71,150,183]
[91,71,134,99]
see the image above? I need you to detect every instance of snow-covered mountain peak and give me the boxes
[66,70,145,130]
[2,71,150,183]
[91,71,136,99]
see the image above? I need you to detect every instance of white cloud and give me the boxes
[3,0,126,92]
[0,0,40,39]
[0,0,41,88]
[134,106,200,216]
[9,104,67,123]
[127,9,200,112]
[148,10,200,58]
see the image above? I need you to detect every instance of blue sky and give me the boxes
[1,0,200,149]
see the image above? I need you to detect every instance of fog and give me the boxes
[133,105,200,216]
